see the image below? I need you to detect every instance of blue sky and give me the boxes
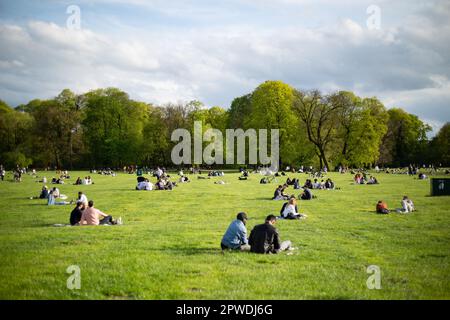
[0,0,449,134]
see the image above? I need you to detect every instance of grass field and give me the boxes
[0,170,449,300]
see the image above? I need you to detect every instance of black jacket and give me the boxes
[248,222,281,254]
[70,207,82,225]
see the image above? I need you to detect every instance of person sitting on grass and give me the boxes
[418,173,428,180]
[39,185,49,199]
[221,212,250,251]
[179,175,190,183]
[47,190,71,206]
[79,200,115,225]
[74,177,82,185]
[367,176,379,185]
[248,215,292,254]
[136,178,153,190]
[303,179,313,189]
[299,187,313,200]
[281,197,307,220]
[376,200,390,214]
[324,178,335,190]
[273,185,289,200]
[70,202,84,225]
[76,191,88,207]
[399,196,415,213]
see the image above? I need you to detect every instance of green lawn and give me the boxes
[0,170,449,299]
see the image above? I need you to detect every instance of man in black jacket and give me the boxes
[248,215,292,254]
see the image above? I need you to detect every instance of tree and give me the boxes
[249,80,299,167]
[429,122,450,166]
[379,108,431,167]
[331,92,388,167]
[293,89,341,170]
[0,102,34,167]
[82,88,147,167]
[227,94,252,129]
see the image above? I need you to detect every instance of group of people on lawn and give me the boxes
[376,196,416,214]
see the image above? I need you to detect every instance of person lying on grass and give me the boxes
[248,215,292,254]
[79,200,116,225]
[376,200,390,214]
[221,212,250,251]
[280,197,307,220]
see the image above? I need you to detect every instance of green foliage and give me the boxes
[82,88,147,167]
[379,108,432,166]
[0,82,446,169]
[430,123,450,166]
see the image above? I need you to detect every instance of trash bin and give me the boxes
[430,178,450,196]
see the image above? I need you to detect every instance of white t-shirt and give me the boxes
[78,194,88,204]
[282,204,298,218]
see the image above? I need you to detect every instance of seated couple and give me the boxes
[280,197,307,220]
[74,176,93,185]
[286,178,301,189]
[366,176,379,185]
[376,196,416,214]
[155,178,175,190]
[221,212,292,254]
[208,170,225,177]
[70,200,120,226]
[51,177,65,184]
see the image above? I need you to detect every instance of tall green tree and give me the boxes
[331,92,388,167]
[82,88,147,167]
[379,108,431,166]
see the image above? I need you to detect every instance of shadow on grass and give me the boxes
[146,247,222,256]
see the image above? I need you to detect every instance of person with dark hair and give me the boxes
[221,212,250,251]
[76,191,88,207]
[273,185,289,200]
[293,178,301,189]
[248,215,292,254]
[79,200,115,225]
[39,185,49,199]
[300,187,313,200]
[376,200,390,214]
[70,202,83,225]
[303,179,313,189]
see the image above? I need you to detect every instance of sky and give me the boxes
[0,0,449,135]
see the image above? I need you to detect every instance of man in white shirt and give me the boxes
[77,191,88,207]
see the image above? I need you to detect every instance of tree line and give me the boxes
[0,81,449,169]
